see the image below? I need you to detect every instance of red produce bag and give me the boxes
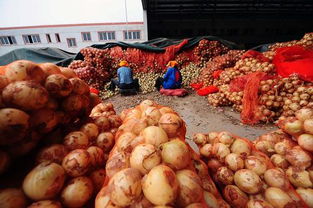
[273,46,313,81]
[197,86,219,96]
[160,88,188,97]
[241,50,270,62]
[190,83,203,90]
[90,87,99,95]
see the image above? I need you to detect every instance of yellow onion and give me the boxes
[207,158,223,173]
[254,140,275,156]
[141,126,169,147]
[225,153,244,171]
[130,144,161,174]
[274,140,295,155]
[0,188,27,208]
[246,199,274,208]
[39,62,62,76]
[264,168,287,188]
[231,139,251,156]
[296,188,313,208]
[223,185,249,208]
[176,169,203,207]
[130,135,145,148]
[158,113,183,138]
[0,75,8,90]
[124,108,142,121]
[93,116,111,131]
[108,115,122,128]
[160,139,191,170]
[0,108,30,145]
[30,108,58,133]
[207,132,219,144]
[286,146,312,169]
[159,107,175,115]
[199,144,212,157]
[234,169,263,194]
[63,131,89,150]
[95,186,119,208]
[119,118,148,136]
[69,77,90,95]
[298,134,313,152]
[60,67,77,79]
[281,117,303,137]
[80,123,99,144]
[89,168,106,192]
[36,144,68,164]
[129,195,153,208]
[105,151,130,178]
[23,162,65,200]
[286,167,313,188]
[28,200,62,208]
[185,203,203,208]
[7,131,40,158]
[0,150,10,174]
[96,132,115,153]
[139,100,156,112]
[216,167,234,185]
[270,154,289,169]
[142,106,162,126]
[142,165,178,206]
[87,146,105,168]
[218,131,234,146]
[203,191,219,208]
[265,187,294,208]
[61,176,94,208]
[244,156,267,175]
[45,74,73,97]
[116,132,137,153]
[62,149,91,177]
[5,60,46,82]
[212,143,230,162]
[108,168,142,207]
[193,133,208,145]
[304,119,313,134]
[296,108,313,121]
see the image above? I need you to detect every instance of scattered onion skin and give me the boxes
[223,185,249,208]
[0,188,27,208]
[285,146,312,169]
[234,169,263,194]
[286,167,313,188]
[264,168,287,189]
[265,187,294,208]
[28,200,62,208]
[304,119,313,134]
[296,188,313,208]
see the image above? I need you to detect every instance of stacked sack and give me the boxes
[96,100,230,208]
[0,102,122,207]
[193,131,309,208]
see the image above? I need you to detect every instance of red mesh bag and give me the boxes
[190,83,203,90]
[197,86,219,96]
[273,46,313,81]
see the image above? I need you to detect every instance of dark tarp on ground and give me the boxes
[0,47,76,66]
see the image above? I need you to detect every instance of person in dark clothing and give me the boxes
[155,61,182,91]
[109,60,139,91]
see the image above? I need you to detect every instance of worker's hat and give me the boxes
[119,60,129,67]
[166,61,178,67]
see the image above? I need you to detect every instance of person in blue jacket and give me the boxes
[109,60,139,91]
[155,61,182,91]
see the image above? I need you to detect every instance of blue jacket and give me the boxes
[117,66,133,84]
[162,67,182,89]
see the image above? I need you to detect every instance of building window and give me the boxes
[55,33,61,42]
[98,31,115,41]
[82,32,91,41]
[124,31,141,40]
[67,38,77,47]
[0,36,17,45]
[22,34,41,44]
[46,34,52,43]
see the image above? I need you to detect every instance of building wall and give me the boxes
[0,22,146,56]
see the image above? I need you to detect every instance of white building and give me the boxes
[0,21,147,56]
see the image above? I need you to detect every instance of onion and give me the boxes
[94,116,111,131]
[304,119,313,134]
[296,188,313,208]
[87,146,105,168]
[119,118,148,136]
[108,168,142,207]
[116,132,137,153]
[246,199,274,208]
[28,200,62,208]
[141,126,169,147]
[254,140,275,156]
[45,74,73,97]
[0,150,10,174]
[96,132,115,153]
[63,131,89,150]
[159,107,175,115]
[286,167,313,188]
[176,169,203,207]
[45,97,58,109]
[0,188,27,208]
[286,146,312,169]
[207,158,223,173]
[89,168,106,192]
[264,168,287,188]
[36,144,68,164]
[61,94,84,112]
[39,62,61,75]
[139,99,156,112]
[129,194,153,208]
[281,117,304,137]
[218,131,234,146]
[23,162,65,200]
[30,108,58,133]
[234,169,263,194]
[142,165,179,206]
[130,144,161,174]
[95,186,118,208]
[0,75,8,89]
[60,67,77,79]
[203,191,219,208]
[270,154,289,169]
[212,143,230,162]
[69,77,90,95]
[199,144,212,157]
[225,153,245,171]
[61,176,94,208]
[89,93,101,108]
[160,139,191,170]
[207,132,219,144]
[2,81,48,110]
[142,106,162,126]
[108,115,123,128]
[105,151,130,178]
[185,203,204,208]
[244,156,267,175]
[223,185,249,208]
[296,108,313,121]
[5,60,46,82]
[274,139,295,155]
[265,187,294,208]
[216,167,234,185]
[62,149,91,177]
[193,133,208,145]
[124,108,142,121]
[193,159,209,177]
[80,123,99,144]
[0,108,29,145]
[158,113,183,138]
[231,139,251,156]
[298,134,313,152]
